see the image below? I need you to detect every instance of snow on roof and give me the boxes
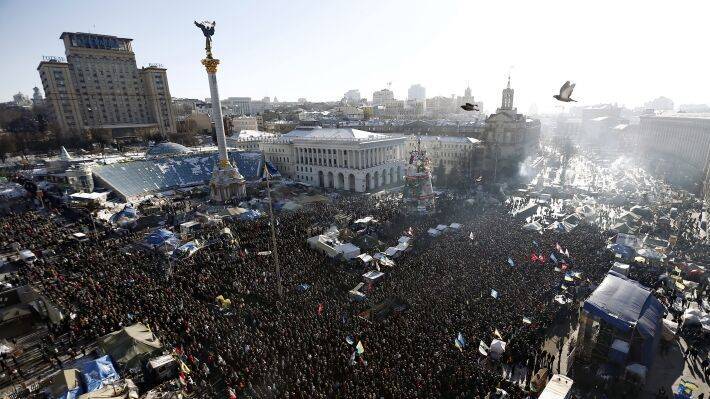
[283,126,393,141]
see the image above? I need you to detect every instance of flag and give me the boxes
[478,340,490,356]
[454,332,466,351]
[523,317,532,324]
[469,232,474,240]
[538,254,545,264]
[356,341,365,355]
[491,289,499,299]
[561,264,568,272]
[507,257,515,267]
[346,335,355,345]
[530,252,538,262]
[406,227,414,236]
[556,242,563,253]
[349,351,357,366]
[564,248,570,257]
[550,253,558,264]
[494,328,503,340]
[317,303,324,316]
[532,240,539,249]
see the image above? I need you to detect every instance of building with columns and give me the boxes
[259,126,407,192]
[639,113,710,192]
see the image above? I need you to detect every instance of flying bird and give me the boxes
[461,103,479,111]
[554,81,577,102]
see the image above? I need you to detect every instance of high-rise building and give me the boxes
[343,89,361,104]
[407,84,426,101]
[37,32,176,139]
[372,88,394,106]
[222,97,252,116]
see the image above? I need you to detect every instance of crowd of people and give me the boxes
[0,189,620,398]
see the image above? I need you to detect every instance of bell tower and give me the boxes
[501,75,515,111]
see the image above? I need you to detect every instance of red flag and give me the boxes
[317,303,324,316]
[561,264,568,271]
[530,252,538,262]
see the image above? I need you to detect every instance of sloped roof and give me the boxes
[98,323,162,368]
[283,126,391,141]
[583,273,662,339]
[146,142,191,157]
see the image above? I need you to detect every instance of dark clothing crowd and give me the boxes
[1,194,615,398]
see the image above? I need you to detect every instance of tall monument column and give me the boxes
[195,21,246,202]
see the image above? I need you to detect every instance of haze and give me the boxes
[1,0,707,112]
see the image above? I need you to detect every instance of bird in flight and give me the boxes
[461,103,479,111]
[554,81,577,102]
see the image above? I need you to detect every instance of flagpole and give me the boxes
[264,160,283,298]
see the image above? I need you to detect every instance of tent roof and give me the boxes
[47,368,82,397]
[98,323,162,368]
[583,272,663,338]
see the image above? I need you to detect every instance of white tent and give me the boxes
[435,224,448,231]
[362,270,385,284]
[427,228,441,237]
[357,253,373,264]
[398,236,412,244]
[522,221,543,231]
[611,262,630,276]
[489,339,507,360]
[334,243,361,260]
[449,223,462,230]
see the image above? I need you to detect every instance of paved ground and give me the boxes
[643,337,709,398]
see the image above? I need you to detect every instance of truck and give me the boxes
[539,374,573,399]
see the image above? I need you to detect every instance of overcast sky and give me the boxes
[1,0,708,113]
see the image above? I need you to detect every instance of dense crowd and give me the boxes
[0,190,620,398]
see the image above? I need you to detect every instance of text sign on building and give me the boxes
[148,63,164,68]
[42,55,66,62]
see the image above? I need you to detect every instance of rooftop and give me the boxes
[146,142,192,157]
[283,126,395,142]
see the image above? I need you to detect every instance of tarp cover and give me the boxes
[145,229,177,247]
[583,272,663,365]
[81,355,119,392]
[98,323,162,369]
[47,368,84,399]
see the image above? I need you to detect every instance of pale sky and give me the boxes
[1,0,708,114]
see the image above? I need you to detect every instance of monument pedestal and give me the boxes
[210,161,246,202]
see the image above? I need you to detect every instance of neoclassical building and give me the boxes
[255,126,407,192]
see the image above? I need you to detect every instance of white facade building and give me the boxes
[259,126,407,192]
[230,116,259,132]
[405,135,482,173]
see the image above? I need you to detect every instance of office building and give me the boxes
[407,84,426,101]
[372,88,395,106]
[37,32,176,139]
[343,89,361,104]
[222,97,252,116]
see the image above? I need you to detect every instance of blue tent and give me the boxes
[80,355,120,392]
[239,209,262,221]
[582,272,663,366]
[145,229,177,248]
